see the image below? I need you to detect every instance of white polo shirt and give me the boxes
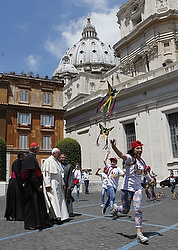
[121,154,147,192]
[106,163,124,190]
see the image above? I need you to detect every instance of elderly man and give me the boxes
[42,148,69,224]
[22,142,51,230]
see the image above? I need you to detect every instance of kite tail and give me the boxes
[96,95,107,113]
[96,134,100,146]
[108,99,116,118]
[100,97,111,113]
[101,133,106,142]
[103,136,108,150]
[107,97,112,113]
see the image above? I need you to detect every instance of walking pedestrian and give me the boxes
[73,163,82,201]
[22,142,51,230]
[170,170,176,195]
[42,148,69,224]
[83,169,91,194]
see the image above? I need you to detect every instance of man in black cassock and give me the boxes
[22,142,51,230]
[59,154,75,217]
[5,151,26,221]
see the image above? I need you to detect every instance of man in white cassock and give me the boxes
[42,148,69,224]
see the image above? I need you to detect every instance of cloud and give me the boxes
[16,22,30,31]
[74,0,108,11]
[24,55,41,72]
[44,37,66,59]
[44,5,121,61]
[61,6,121,47]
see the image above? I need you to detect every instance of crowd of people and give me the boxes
[4,139,176,244]
[5,143,81,230]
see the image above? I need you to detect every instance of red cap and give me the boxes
[30,142,39,148]
[104,167,107,170]
[147,166,151,170]
[110,157,117,163]
[131,140,143,149]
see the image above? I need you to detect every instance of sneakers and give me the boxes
[112,203,118,217]
[137,232,149,244]
[102,207,106,214]
[101,203,104,208]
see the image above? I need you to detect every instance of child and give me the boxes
[102,151,124,215]
[95,167,108,207]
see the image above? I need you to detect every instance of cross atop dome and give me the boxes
[81,17,98,40]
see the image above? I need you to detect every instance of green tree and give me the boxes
[56,138,81,168]
[0,137,6,181]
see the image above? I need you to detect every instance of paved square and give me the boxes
[0,187,178,249]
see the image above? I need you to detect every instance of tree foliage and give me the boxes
[56,138,81,168]
[0,137,6,181]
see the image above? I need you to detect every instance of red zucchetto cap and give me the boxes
[30,142,39,148]
[131,140,143,149]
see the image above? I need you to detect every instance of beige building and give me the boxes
[0,73,64,194]
[53,0,178,189]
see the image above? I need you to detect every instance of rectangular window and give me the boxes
[164,42,170,53]
[19,135,27,149]
[43,136,51,150]
[41,114,54,126]
[43,93,51,105]
[20,90,28,102]
[124,122,136,151]
[17,113,31,125]
[168,112,178,158]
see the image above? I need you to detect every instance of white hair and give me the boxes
[52,148,60,154]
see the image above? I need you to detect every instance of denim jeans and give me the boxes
[104,186,116,211]
[101,187,107,204]
[171,182,175,194]
[84,180,89,193]
[76,184,80,199]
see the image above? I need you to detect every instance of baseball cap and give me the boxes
[131,140,143,149]
[104,167,107,170]
[110,157,117,163]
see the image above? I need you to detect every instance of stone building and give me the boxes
[0,73,64,193]
[53,0,178,189]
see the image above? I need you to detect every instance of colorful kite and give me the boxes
[96,123,114,149]
[96,81,123,118]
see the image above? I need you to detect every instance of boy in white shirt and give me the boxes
[102,151,124,215]
[95,167,108,207]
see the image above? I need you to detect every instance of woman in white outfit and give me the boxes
[111,139,149,244]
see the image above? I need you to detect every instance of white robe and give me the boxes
[42,155,69,221]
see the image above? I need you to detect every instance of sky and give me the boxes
[0,0,127,79]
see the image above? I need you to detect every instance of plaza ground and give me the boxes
[0,186,178,250]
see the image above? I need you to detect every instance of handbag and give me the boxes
[74,178,79,185]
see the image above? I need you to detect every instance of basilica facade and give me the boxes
[53,0,178,188]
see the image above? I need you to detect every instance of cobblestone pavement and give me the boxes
[0,187,178,250]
